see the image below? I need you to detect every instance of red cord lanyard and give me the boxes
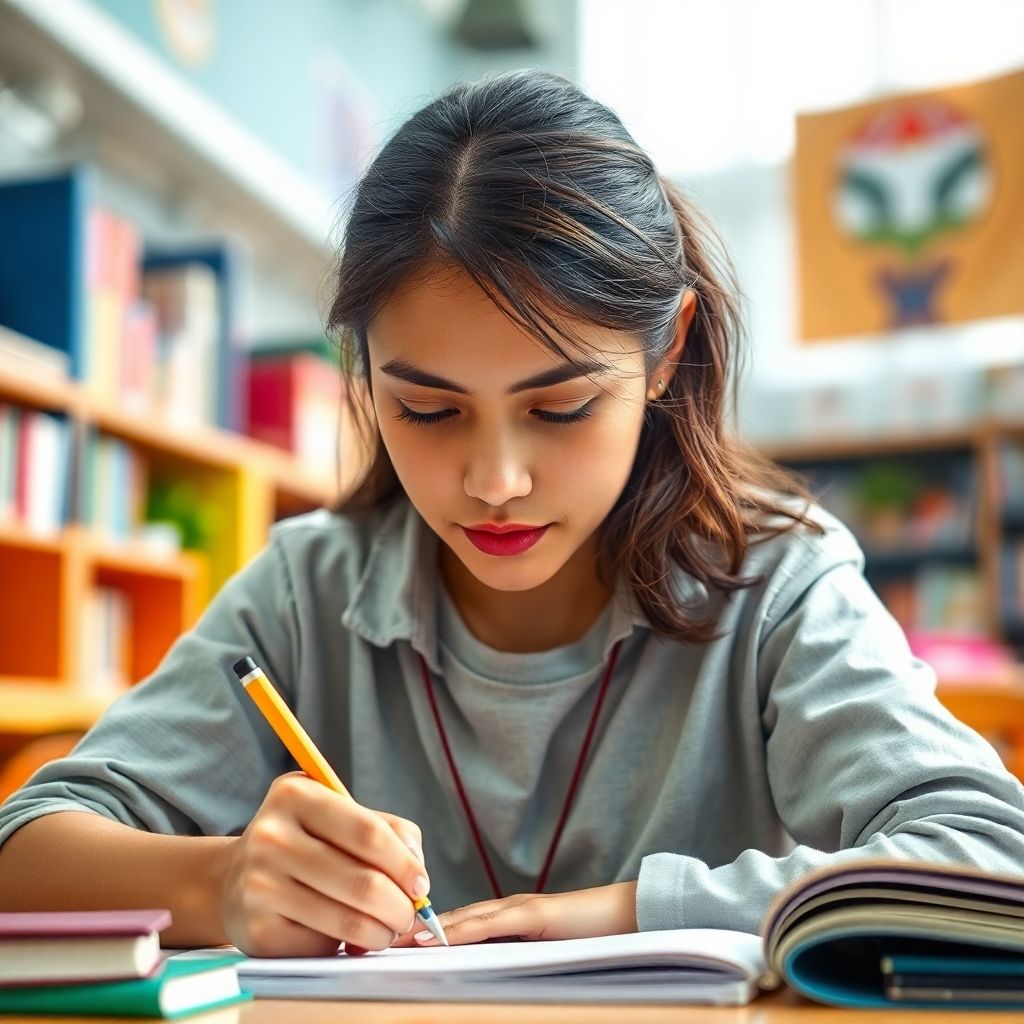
[417,638,623,900]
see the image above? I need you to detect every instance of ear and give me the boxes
[647,289,696,400]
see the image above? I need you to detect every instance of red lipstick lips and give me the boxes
[462,523,550,556]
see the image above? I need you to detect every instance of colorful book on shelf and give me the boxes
[0,909,170,985]
[142,262,220,429]
[179,859,1024,1009]
[0,957,249,1019]
[0,167,244,429]
[9,409,71,536]
[81,432,149,542]
[245,343,342,476]
[84,205,142,402]
[144,244,244,432]
[120,300,160,414]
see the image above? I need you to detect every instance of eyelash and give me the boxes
[394,400,596,428]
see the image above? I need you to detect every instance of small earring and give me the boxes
[658,379,664,390]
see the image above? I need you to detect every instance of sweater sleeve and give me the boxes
[0,535,300,849]
[635,541,1024,934]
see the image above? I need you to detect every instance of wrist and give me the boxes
[163,836,235,947]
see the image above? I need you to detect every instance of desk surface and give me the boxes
[15,990,1024,1023]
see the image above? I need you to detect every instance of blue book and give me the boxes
[0,166,91,378]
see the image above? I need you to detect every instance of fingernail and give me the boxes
[415,930,434,943]
[413,875,429,898]
[406,840,425,863]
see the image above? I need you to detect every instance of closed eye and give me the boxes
[394,399,596,427]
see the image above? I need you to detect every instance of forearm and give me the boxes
[637,799,1024,935]
[0,811,234,947]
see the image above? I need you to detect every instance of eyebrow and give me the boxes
[378,357,609,395]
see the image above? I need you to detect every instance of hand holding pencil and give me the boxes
[218,656,447,958]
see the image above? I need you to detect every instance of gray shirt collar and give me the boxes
[341,496,707,673]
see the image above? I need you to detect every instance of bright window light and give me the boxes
[578,0,1024,177]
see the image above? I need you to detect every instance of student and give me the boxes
[2,69,1023,959]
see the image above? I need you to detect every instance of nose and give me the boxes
[463,433,533,507]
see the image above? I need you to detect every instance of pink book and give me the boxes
[0,909,172,986]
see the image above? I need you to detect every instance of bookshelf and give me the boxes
[0,0,358,792]
[0,353,346,744]
[761,421,1024,780]
[765,419,1003,643]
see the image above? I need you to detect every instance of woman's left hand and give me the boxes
[393,881,638,947]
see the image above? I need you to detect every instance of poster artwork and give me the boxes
[795,68,1024,341]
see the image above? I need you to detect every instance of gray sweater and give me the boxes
[3,494,1024,934]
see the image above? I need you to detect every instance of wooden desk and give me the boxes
[17,990,1024,1023]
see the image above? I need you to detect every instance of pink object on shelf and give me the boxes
[907,630,1017,683]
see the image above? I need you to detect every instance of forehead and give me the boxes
[367,266,643,375]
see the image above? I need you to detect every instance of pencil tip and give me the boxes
[427,917,448,946]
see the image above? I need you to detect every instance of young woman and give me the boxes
[1,69,1023,959]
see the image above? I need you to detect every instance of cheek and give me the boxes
[377,421,445,486]
[546,417,643,494]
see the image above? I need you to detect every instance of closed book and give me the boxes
[245,351,341,475]
[24,412,69,535]
[0,957,249,1018]
[0,169,90,379]
[0,909,170,985]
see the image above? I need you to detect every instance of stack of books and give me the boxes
[0,909,249,1018]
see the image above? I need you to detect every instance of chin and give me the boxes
[458,542,561,588]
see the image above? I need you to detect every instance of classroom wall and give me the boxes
[88,0,578,199]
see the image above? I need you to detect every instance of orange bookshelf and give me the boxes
[0,355,356,760]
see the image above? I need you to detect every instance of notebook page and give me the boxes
[176,927,764,982]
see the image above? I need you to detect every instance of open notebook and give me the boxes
[177,929,766,1004]
[176,857,1024,1007]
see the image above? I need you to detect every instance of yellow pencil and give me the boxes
[231,655,448,946]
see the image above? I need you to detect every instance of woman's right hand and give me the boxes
[219,772,429,957]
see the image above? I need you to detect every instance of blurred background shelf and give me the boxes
[0,680,110,734]
[761,426,983,464]
[0,349,349,706]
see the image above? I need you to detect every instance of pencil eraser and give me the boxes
[232,656,258,679]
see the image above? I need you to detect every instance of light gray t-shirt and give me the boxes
[2,493,1024,934]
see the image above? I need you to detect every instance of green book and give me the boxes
[0,957,251,1018]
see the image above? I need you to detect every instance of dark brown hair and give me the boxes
[326,68,820,644]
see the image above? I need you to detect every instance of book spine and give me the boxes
[13,409,34,524]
